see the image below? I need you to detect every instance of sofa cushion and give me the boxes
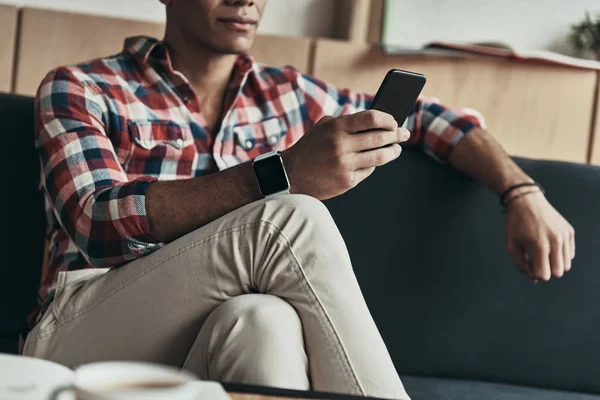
[325,149,600,394]
[402,376,600,400]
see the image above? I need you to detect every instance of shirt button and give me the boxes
[244,140,254,150]
[176,138,184,147]
[267,135,279,146]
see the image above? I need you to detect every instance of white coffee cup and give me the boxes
[49,361,201,400]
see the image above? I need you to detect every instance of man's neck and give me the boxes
[163,33,238,126]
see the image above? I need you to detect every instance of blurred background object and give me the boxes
[380,0,600,59]
[569,12,600,61]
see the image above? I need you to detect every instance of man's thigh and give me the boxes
[23,197,284,368]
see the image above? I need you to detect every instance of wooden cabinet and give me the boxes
[0,5,18,92]
[591,76,600,165]
[313,39,597,163]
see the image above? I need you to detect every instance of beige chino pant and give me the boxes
[23,195,408,399]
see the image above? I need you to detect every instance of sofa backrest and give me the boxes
[0,93,44,353]
[325,149,600,394]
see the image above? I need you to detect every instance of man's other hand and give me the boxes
[282,110,410,200]
[505,192,575,282]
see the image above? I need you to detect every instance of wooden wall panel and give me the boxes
[367,0,384,43]
[335,0,383,42]
[313,39,597,163]
[591,74,600,165]
[336,0,371,41]
[250,34,313,73]
[14,8,313,97]
[0,5,19,92]
[14,8,164,96]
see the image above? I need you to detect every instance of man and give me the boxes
[23,0,575,398]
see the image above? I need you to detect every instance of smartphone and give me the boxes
[369,69,427,127]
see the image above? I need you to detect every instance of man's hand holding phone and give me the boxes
[281,110,410,200]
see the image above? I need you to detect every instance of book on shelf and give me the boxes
[382,41,600,70]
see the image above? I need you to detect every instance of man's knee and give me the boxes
[215,293,302,335]
[181,194,336,247]
[265,194,330,219]
[205,294,301,338]
[193,294,308,388]
[261,194,340,237]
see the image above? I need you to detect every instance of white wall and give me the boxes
[383,0,600,57]
[0,0,338,37]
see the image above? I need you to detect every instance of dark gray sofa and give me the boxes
[1,92,599,399]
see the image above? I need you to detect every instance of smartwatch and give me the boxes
[253,151,291,197]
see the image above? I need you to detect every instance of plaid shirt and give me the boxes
[27,36,483,338]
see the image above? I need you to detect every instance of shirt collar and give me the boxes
[124,36,165,66]
[123,36,254,77]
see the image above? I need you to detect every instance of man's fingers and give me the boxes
[340,110,398,133]
[354,144,402,169]
[563,237,571,273]
[353,167,376,184]
[509,248,529,276]
[507,243,537,282]
[529,244,551,281]
[549,236,565,278]
[347,128,410,152]
[570,231,576,261]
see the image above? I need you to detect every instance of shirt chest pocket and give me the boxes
[126,121,196,179]
[233,116,288,161]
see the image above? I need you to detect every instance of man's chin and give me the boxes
[212,37,255,55]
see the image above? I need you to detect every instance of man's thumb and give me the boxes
[315,115,335,127]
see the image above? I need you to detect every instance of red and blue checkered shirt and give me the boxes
[27,36,484,337]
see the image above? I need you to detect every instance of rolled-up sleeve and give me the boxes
[406,98,485,163]
[36,67,162,268]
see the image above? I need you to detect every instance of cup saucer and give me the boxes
[0,354,73,400]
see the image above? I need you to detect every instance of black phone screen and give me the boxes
[369,69,427,126]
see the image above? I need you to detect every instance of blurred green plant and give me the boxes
[569,12,600,61]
